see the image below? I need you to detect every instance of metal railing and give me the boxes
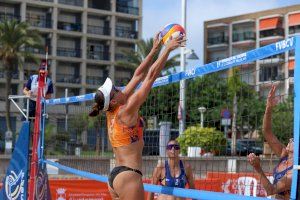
[207,36,228,45]
[115,26,138,39]
[56,73,81,84]
[58,0,83,6]
[57,47,81,58]
[26,16,52,28]
[25,46,52,55]
[260,28,284,38]
[8,95,30,121]
[86,76,105,85]
[87,25,110,36]
[289,25,300,35]
[57,21,82,32]
[0,12,20,22]
[0,69,19,79]
[86,50,109,61]
[116,3,139,15]
[232,31,255,42]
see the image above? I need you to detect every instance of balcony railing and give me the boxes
[26,16,52,28]
[0,69,19,79]
[115,53,130,61]
[116,26,138,39]
[58,0,83,6]
[87,50,110,61]
[260,28,284,38]
[232,31,255,42]
[116,3,139,15]
[57,47,81,58]
[56,73,81,84]
[207,36,228,45]
[34,0,53,2]
[88,1,111,11]
[58,21,82,32]
[86,76,105,85]
[25,46,52,55]
[289,25,300,35]
[87,25,110,36]
[0,12,20,22]
[115,78,131,86]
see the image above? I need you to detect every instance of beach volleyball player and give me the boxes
[88,28,186,199]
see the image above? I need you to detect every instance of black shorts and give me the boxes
[108,166,143,189]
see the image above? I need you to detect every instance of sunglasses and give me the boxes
[289,138,294,143]
[166,144,180,150]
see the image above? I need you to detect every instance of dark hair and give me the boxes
[167,139,178,145]
[88,91,104,117]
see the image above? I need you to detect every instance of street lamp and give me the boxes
[198,107,206,128]
[179,0,199,135]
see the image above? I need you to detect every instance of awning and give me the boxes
[259,17,282,30]
[289,60,294,70]
[289,13,300,26]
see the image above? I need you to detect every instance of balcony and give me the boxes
[0,12,20,22]
[116,3,139,15]
[35,0,53,2]
[259,54,284,65]
[58,21,82,32]
[86,76,105,85]
[25,46,52,55]
[260,28,284,40]
[0,69,19,79]
[58,0,83,6]
[56,73,81,84]
[116,26,138,39]
[88,0,110,11]
[232,31,255,42]
[27,16,52,28]
[87,50,110,61]
[289,25,300,35]
[57,47,81,58]
[87,25,110,36]
[115,53,129,61]
[207,36,228,50]
[259,67,281,82]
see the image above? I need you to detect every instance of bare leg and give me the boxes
[113,171,144,200]
[108,184,120,200]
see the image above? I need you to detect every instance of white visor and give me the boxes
[98,78,113,111]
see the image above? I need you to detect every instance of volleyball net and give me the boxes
[41,36,299,200]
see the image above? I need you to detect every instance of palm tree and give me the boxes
[0,19,42,136]
[117,37,180,73]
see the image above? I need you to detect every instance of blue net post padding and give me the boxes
[291,36,300,200]
[44,160,272,200]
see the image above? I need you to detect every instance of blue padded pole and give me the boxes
[291,36,300,200]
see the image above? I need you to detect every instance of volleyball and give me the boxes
[160,23,185,44]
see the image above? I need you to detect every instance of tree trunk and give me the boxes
[5,69,12,133]
[231,93,237,156]
[96,132,100,155]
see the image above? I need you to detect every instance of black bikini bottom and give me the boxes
[108,166,143,189]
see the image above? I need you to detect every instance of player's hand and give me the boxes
[248,153,261,170]
[165,35,186,52]
[152,32,162,51]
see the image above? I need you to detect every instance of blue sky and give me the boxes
[142,0,299,68]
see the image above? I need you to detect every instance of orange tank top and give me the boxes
[106,106,144,147]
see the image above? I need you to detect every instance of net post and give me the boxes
[291,35,300,200]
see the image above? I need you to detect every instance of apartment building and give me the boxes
[204,4,300,97]
[0,0,142,131]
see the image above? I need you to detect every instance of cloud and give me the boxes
[143,0,299,68]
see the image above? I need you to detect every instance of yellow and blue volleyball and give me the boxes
[160,23,185,44]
